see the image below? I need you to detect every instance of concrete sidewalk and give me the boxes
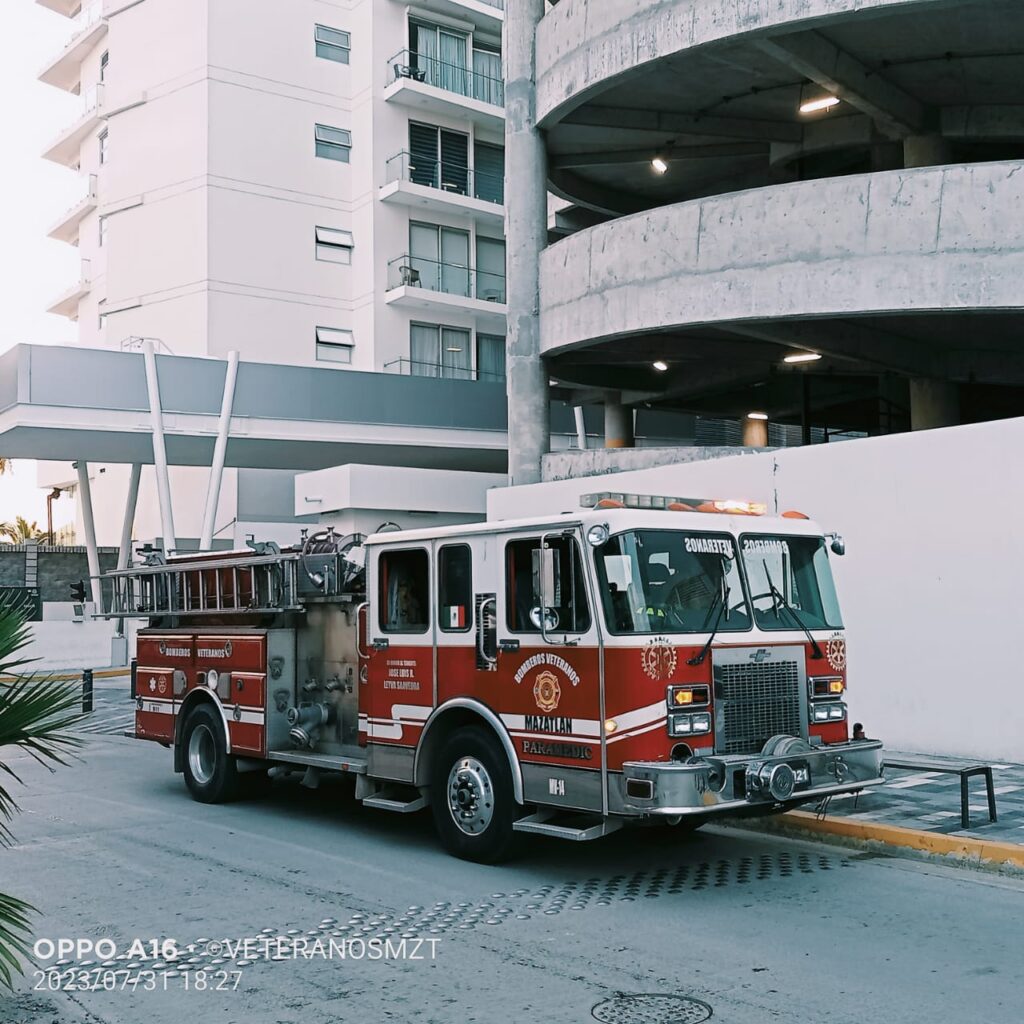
[824,751,1024,844]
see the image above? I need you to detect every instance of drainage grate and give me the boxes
[592,994,713,1024]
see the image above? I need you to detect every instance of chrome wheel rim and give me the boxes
[446,756,494,836]
[188,723,216,785]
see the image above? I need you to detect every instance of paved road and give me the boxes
[75,680,135,737]
[2,734,1022,1024]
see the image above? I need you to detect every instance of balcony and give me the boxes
[36,0,82,16]
[42,83,104,168]
[47,259,91,320]
[384,50,504,132]
[38,2,108,93]
[383,357,506,383]
[47,174,98,245]
[403,0,504,33]
[385,254,507,323]
[380,152,504,228]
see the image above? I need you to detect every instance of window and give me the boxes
[380,549,429,633]
[439,545,472,632]
[315,124,351,162]
[315,24,350,64]
[740,535,843,631]
[315,226,354,264]
[472,40,503,106]
[409,222,470,296]
[99,129,108,165]
[410,20,469,96]
[408,122,469,193]
[475,236,505,302]
[594,530,749,636]
[100,50,109,83]
[410,323,471,379]
[98,215,107,248]
[476,334,505,382]
[474,141,504,203]
[506,536,590,634]
[316,326,354,364]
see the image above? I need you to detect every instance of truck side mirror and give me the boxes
[829,534,846,556]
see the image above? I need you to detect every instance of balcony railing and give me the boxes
[385,151,504,205]
[72,2,104,39]
[384,357,505,382]
[387,254,506,303]
[387,49,504,107]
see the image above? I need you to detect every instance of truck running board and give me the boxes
[266,750,368,774]
[355,776,427,813]
[513,811,623,841]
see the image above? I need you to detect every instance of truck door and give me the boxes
[365,544,435,760]
[494,529,604,814]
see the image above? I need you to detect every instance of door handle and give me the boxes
[371,638,390,651]
[498,639,520,653]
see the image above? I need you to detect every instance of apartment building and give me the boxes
[34,0,510,545]
[39,0,508,381]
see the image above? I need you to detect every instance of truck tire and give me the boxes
[181,703,240,804]
[430,726,520,863]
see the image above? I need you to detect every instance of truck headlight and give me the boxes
[812,702,846,723]
[669,712,712,737]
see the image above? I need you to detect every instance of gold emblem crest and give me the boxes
[641,638,677,681]
[826,636,847,672]
[533,670,561,713]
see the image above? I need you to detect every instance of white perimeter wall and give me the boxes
[488,418,1024,761]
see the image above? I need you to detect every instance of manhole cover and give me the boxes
[591,994,712,1024]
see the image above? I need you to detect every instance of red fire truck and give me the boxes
[113,492,883,862]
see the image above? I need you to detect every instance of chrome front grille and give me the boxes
[714,653,804,755]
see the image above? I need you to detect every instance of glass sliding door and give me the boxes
[409,123,469,193]
[475,236,506,302]
[477,333,506,382]
[474,142,504,204]
[410,323,440,377]
[472,43,503,105]
[441,327,472,380]
[409,222,440,291]
[411,21,470,98]
[441,228,470,297]
[410,223,471,296]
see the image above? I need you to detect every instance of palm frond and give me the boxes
[0,891,35,990]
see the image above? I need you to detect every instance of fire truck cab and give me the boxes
[119,492,883,862]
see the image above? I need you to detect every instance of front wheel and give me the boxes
[430,726,520,863]
[181,703,240,803]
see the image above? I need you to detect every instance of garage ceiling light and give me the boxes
[651,155,669,175]
[747,411,769,421]
[652,360,668,371]
[783,352,822,364]
[799,95,840,114]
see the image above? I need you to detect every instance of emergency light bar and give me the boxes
[580,492,767,516]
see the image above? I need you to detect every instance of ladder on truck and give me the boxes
[104,551,305,618]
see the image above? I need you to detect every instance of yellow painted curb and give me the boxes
[773,809,1024,868]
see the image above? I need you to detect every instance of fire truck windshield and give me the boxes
[739,534,843,630]
[594,530,750,635]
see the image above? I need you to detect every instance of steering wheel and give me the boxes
[660,579,707,630]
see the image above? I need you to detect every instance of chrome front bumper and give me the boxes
[615,739,884,817]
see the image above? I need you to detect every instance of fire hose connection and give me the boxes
[286,703,336,749]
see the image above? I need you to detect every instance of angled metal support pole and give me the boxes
[142,339,177,553]
[200,350,239,550]
[76,460,102,609]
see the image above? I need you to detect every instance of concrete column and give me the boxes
[604,395,635,449]
[76,461,103,609]
[504,0,549,485]
[909,378,960,430]
[903,134,952,169]
[742,416,769,447]
[142,339,177,552]
[573,406,588,450]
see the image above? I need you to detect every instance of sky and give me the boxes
[0,4,87,531]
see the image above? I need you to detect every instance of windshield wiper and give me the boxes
[687,584,729,666]
[763,561,823,660]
